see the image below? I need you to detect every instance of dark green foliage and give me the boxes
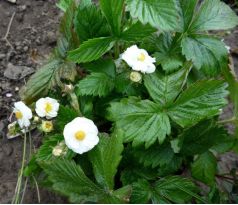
[22,0,238,203]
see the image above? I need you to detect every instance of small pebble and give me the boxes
[15,87,19,91]
[23,46,28,52]
[6,93,12,98]
[0,54,6,60]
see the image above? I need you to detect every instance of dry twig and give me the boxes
[2,11,16,50]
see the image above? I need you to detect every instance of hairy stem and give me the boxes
[12,131,27,204]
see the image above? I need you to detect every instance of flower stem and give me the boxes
[12,131,27,204]
[218,116,237,124]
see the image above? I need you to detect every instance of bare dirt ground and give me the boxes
[0,0,238,204]
[0,0,66,203]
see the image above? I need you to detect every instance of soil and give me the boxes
[0,0,238,204]
[0,0,66,203]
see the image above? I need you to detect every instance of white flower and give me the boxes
[121,45,156,74]
[63,117,99,154]
[13,101,32,128]
[130,71,142,82]
[35,97,59,119]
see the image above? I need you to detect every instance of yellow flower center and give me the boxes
[45,121,53,129]
[45,102,53,113]
[15,111,23,119]
[42,121,53,132]
[75,130,86,141]
[137,53,146,62]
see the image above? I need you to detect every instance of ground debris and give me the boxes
[4,63,34,80]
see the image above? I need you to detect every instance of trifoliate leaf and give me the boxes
[144,66,190,106]
[88,132,124,190]
[168,80,228,127]
[76,72,114,97]
[131,176,200,204]
[121,21,157,42]
[190,0,238,32]
[125,0,178,31]
[181,35,228,76]
[108,98,171,147]
[74,4,110,42]
[68,37,115,63]
[99,0,124,36]
[191,151,217,186]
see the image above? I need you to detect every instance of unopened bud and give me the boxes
[33,116,40,123]
[52,146,63,156]
[130,71,142,82]
[63,84,74,93]
[52,141,67,157]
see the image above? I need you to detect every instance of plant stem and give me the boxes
[12,131,27,204]
[114,41,120,59]
[218,116,237,124]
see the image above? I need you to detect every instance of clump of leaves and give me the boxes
[20,0,238,203]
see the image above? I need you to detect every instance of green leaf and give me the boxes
[191,151,217,185]
[68,37,115,63]
[40,159,104,203]
[125,0,178,31]
[114,72,141,96]
[83,59,116,78]
[99,0,124,36]
[168,80,228,127]
[113,185,132,203]
[181,35,229,76]
[190,0,238,32]
[144,66,190,106]
[74,4,110,42]
[177,0,197,32]
[179,120,231,156]
[121,21,157,42]
[20,59,76,104]
[135,142,174,168]
[59,1,79,50]
[131,176,199,203]
[76,72,114,97]
[56,0,73,12]
[41,159,126,203]
[79,0,92,8]
[55,105,78,132]
[88,132,124,190]
[154,33,184,72]
[108,98,171,147]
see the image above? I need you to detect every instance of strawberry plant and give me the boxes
[9,0,238,203]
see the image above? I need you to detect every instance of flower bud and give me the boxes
[52,141,67,157]
[8,121,17,135]
[33,116,40,123]
[41,120,53,133]
[63,84,74,94]
[130,71,142,82]
[52,146,63,157]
